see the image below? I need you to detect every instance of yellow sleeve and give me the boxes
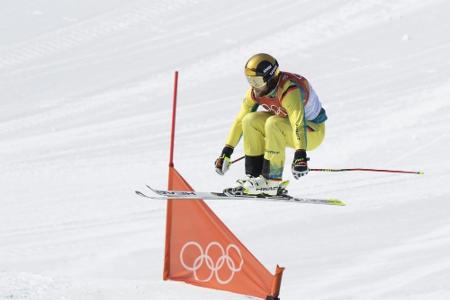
[281,88,307,150]
[225,89,258,148]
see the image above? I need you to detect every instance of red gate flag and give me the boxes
[163,166,284,299]
[162,71,283,299]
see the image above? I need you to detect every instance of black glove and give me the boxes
[292,149,310,179]
[215,146,234,175]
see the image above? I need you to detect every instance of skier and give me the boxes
[215,53,328,196]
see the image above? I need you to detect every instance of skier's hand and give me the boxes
[215,146,234,175]
[292,149,309,179]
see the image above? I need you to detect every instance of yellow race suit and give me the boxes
[224,72,327,179]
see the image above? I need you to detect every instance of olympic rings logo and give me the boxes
[261,103,287,117]
[179,241,244,285]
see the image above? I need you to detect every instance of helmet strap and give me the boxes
[266,74,281,96]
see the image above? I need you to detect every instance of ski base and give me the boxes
[135,186,345,206]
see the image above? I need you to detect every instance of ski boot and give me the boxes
[242,175,289,196]
[223,175,253,196]
[224,175,289,196]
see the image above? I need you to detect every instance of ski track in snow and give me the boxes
[1,0,450,299]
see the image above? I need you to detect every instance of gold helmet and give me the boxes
[244,53,280,89]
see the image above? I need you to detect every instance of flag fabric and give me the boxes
[163,166,283,299]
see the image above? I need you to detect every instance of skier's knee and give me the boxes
[242,112,258,130]
[264,116,281,133]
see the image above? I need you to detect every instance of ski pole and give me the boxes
[230,155,423,175]
[230,155,245,164]
[309,168,424,175]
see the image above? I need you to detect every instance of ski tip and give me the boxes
[418,171,425,175]
[329,199,346,206]
[135,190,145,197]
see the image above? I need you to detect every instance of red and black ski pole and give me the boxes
[230,155,424,175]
[307,168,423,175]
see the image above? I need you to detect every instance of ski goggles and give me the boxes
[246,75,267,89]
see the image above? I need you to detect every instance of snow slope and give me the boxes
[1,0,450,299]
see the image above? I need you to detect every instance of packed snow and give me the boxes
[1,0,450,299]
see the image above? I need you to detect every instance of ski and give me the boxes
[135,185,345,206]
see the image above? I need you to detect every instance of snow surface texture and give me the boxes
[1,0,450,299]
